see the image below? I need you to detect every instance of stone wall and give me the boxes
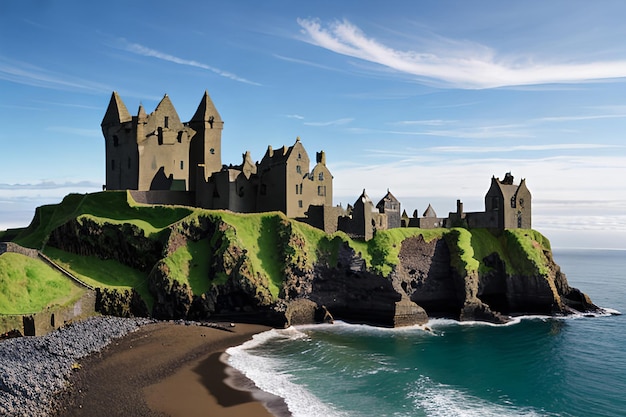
[129,190,195,206]
[0,291,96,337]
[0,242,97,336]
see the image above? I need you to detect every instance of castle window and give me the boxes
[318,185,326,196]
[511,196,516,208]
[180,161,184,170]
[210,148,215,154]
[299,184,303,194]
[298,153,302,160]
[296,165,302,174]
[164,116,169,128]
[517,213,523,228]
[298,200,303,208]
[295,184,299,194]
[519,198,525,208]
[318,172,324,181]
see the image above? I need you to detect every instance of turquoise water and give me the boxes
[227,249,626,417]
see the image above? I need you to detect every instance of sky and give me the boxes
[1,0,626,249]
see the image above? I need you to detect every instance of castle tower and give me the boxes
[484,173,532,229]
[188,90,224,188]
[101,92,136,190]
[376,190,401,229]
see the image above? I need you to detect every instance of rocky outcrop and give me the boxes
[95,288,149,318]
[48,217,163,272]
[43,211,600,328]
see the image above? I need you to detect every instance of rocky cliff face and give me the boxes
[45,213,600,327]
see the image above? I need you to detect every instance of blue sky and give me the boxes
[1,0,626,249]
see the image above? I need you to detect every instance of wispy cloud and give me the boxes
[46,126,101,138]
[286,114,305,120]
[0,181,101,191]
[392,119,455,126]
[534,114,626,123]
[121,41,261,86]
[304,118,353,126]
[297,18,626,89]
[429,143,621,153]
[273,54,343,73]
[0,56,110,92]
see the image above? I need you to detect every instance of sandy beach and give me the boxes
[53,321,287,417]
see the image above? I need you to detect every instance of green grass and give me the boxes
[503,229,552,276]
[15,191,192,249]
[163,239,215,294]
[444,228,480,274]
[44,247,153,309]
[217,211,288,297]
[0,252,86,314]
[368,227,446,275]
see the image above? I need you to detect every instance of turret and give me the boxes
[101,91,131,131]
[188,90,224,180]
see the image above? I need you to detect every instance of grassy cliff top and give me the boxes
[4,192,554,307]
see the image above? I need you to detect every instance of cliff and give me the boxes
[10,191,600,327]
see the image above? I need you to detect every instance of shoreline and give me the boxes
[53,321,288,417]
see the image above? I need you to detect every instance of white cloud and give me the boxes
[534,114,626,123]
[46,126,101,138]
[429,143,621,153]
[286,114,305,120]
[392,119,454,126]
[0,181,101,191]
[304,118,353,126]
[297,18,626,89]
[0,56,110,92]
[330,154,626,231]
[121,41,261,86]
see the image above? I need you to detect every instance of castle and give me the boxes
[101,91,531,239]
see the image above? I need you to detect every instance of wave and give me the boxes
[226,328,348,417]
[408,376,555,417]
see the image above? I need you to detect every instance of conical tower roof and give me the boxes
[101,91,131,126]
[190,90,222,123]
[376,189,399,210]
[137,103,147,120]
[422,204,437,218]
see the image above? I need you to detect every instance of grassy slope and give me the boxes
[5,192,553,311]
[44,247,154,309]
[0,252,86,314]
[14,191,192,248]
[163,238,213,295]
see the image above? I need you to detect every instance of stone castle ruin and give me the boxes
[102,91,531,239]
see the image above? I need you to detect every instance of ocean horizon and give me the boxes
[226,248,626,417]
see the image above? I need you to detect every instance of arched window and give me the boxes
[318,172,324,181]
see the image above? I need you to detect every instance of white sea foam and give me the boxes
[408,376,550,417]
[226,328,348,417]
[297,320,439,337]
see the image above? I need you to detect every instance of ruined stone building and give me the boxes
[101,91,531,240]
[101,91,332,218]
[447,172,532,230]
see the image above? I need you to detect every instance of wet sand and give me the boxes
[54,321,287,417]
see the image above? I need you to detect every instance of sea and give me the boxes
[226,249,626,417]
